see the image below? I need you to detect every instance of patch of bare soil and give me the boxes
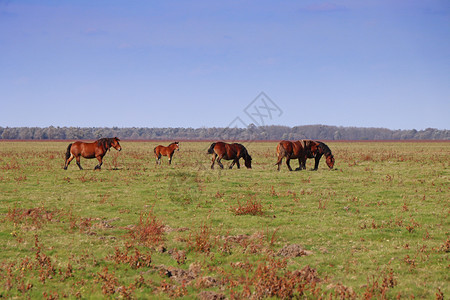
[163,225,190,232]
[156,262,220,288]
[277,244,313,258]
[198,291,226,300]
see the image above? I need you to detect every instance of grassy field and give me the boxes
[0,140,448,299]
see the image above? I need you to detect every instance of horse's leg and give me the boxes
[295,158,301,171]
[217,156,224,169]
[236,159,240,169]
[168,154,172,165]
[298,158,305,170]
[75,156,83,170]
[211,153,217,169]
[229,160,236,169]
[313,154,323,170]
[94,156,103,170]
[64,154,74,170]
[286,157,293,171]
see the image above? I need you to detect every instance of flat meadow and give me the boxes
[0,140,448,299]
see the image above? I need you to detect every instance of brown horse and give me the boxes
[305,140,335,170]
[64,137,122,170]
[207,142,252,169]
[275,140,319,171]
[154,142,179,165]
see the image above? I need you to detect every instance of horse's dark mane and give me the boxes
[236,143,252,160]
[96,137,114,149]
[318,141,332,156]
[245,149,252,160]
[96,137,112,142]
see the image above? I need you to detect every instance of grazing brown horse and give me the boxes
[305,140,335,170]
[154,142,179,165]
[64,137,122,170]
[275,140,319,171]
[207,142,252,169]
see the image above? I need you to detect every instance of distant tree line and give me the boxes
[0,125,448,140]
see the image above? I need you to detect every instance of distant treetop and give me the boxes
[0,125,448,140]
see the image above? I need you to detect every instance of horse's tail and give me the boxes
[275,143,286,165]
[65,143,73,160]
[153,146,160,158]
[277,143,287,157]
[207,143,216,154]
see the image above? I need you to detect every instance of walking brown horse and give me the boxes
[64,137,122,170]
[275,140,319,171]
[207,142,252,169]
[154,142,179,165]
[305,140,335,170]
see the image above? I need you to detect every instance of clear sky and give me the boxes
[1,1,449,130]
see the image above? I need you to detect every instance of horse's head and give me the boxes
[326,154,335,169]
[244,153,252,169]
[174,142,180,151]
[112,137,122,151]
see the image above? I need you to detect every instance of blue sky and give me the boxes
[1,1,449,130]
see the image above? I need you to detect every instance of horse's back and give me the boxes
[71,141,83,147]
[211,142,239,159]
[71,141,96,158]
[154,144,172,156]
[278,140,304,158]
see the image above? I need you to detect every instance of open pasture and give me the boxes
[0,140,448,299]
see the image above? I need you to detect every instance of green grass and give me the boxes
[0,140,448,299]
